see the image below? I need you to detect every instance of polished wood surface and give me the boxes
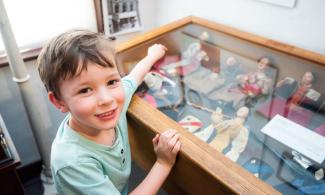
[127,96,280,195]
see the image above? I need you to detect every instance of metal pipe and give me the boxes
[0,0,52,178]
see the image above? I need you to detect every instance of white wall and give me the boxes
[155,0,325,55]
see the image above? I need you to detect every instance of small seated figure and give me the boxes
[237,57,273,97]
[286,71,314,107]
[144,71,164,90]
[143,71,178,108]
[280,72,325,115]
[257,71,320,127]
[209,106,249,160]
[275,71,314,100]
[208,57,274,108]
[220,56,243,82]
[283,71,316,124]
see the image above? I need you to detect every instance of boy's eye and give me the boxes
[78,88,92,94]
[107,79,119,86]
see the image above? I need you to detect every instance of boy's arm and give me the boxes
[128,44,167,86]
[130,161,172,195]
[130,130,181,195]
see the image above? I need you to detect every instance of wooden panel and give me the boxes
[127,96,280,195]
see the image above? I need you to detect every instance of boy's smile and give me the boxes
[95,109,117,120]
[51,62,125,138]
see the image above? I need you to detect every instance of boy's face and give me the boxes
[49,62,125,134]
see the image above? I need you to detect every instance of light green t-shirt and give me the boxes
[51,76,137,195]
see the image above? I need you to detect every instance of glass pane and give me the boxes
[118,23,325,195]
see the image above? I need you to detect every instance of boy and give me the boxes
[37,29,181,195]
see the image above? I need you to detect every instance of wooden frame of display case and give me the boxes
[116,16,325,195]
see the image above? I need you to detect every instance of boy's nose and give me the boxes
[97,89,114,106]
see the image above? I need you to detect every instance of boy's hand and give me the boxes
[152,129,181,168]
[129,44,167,86]
[147,44,167,62]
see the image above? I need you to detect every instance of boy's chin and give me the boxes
[101,121,119,131]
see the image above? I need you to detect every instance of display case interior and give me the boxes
[117,17,325,195]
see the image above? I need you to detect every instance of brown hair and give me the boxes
[37,29,115,98]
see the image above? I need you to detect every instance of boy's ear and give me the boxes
[48,92,69,113]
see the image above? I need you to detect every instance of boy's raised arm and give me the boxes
[128,44,167,86]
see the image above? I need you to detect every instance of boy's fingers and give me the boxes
[161,129,176,138]
[172,141,181,154]
[167,134,180,150]
[161,129,173,135]
[160,130,178,146]
[152,134,159,145]
[161,45,168,51]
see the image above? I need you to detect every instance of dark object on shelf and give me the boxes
[0,129,13,165]
[0,114,25,194]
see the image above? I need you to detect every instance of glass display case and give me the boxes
[116,16,325,195]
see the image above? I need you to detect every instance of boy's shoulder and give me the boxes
[51,117,102,174]
[51,135,101,174]
[121,75,137,90]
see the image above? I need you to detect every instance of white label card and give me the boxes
[261,115,325,164]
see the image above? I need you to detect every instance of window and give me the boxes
[0,0,97,57]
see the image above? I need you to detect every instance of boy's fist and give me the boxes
[147,44,167,62]
[152,129,181,168]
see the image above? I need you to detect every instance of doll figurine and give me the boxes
[143,71,178,107]
[199,31,209,41]
[208,57,273,108]
[237,57,273,97]
[287,71,314,106]
[257,71,318,126]
[283,72,315,121]
[220,56,243,82]
[209,107,249,157]
[275,71,314,101]
[211,107,224,125]
[144,71,164,90]
[224,107,250,162]
[194,107,223,142]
